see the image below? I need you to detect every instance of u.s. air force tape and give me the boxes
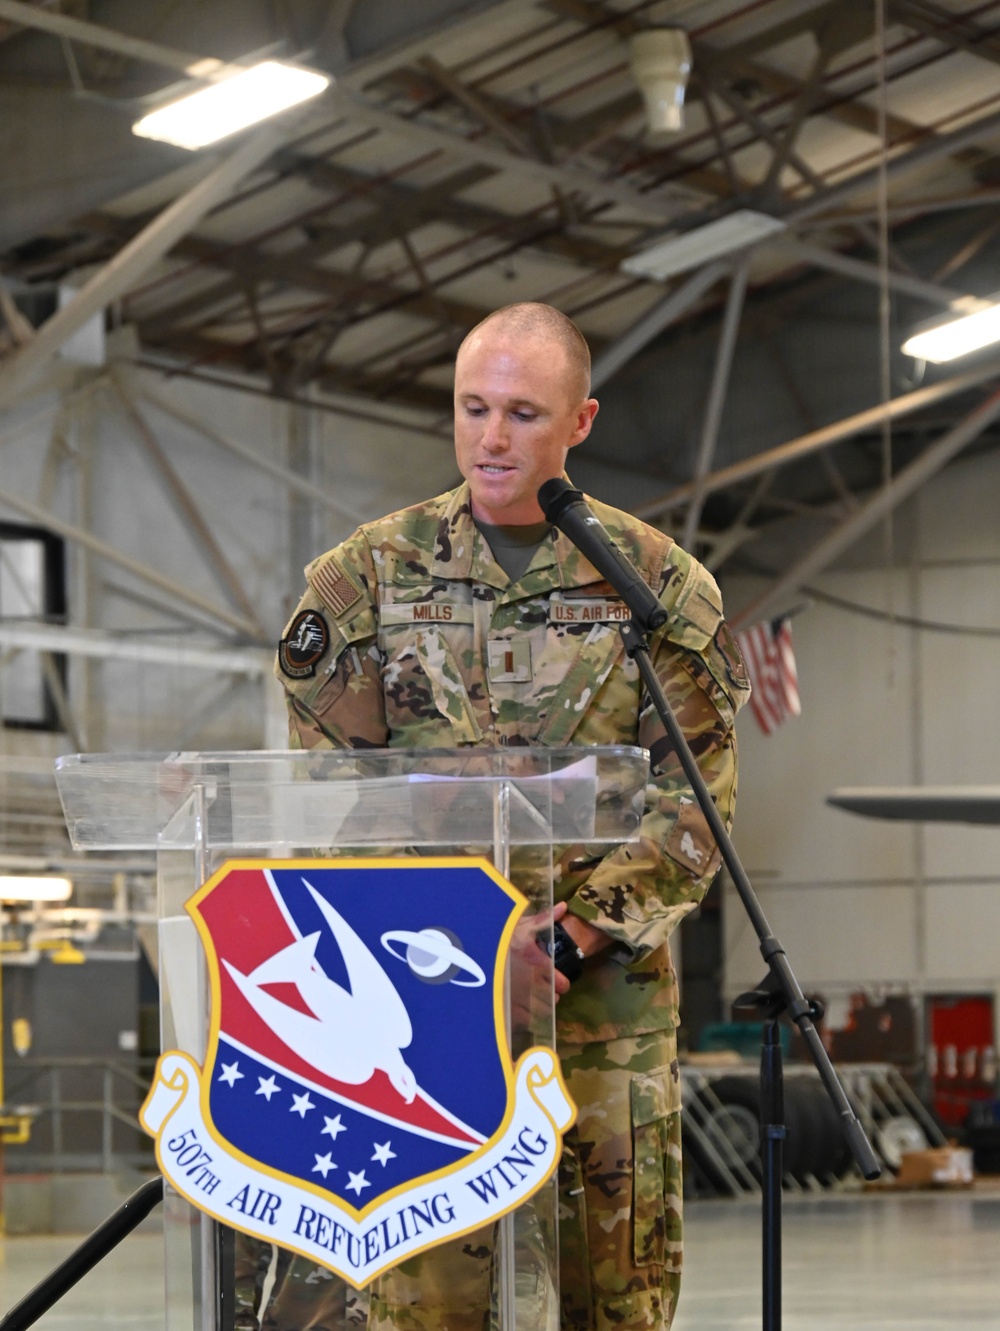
[279,609,329,679]
[549,597,629,623]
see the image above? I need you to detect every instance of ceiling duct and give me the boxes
[628,28,692,134]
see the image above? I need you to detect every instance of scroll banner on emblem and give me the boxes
[140,858,575,1288]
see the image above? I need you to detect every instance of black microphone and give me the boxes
[538,478,667,633]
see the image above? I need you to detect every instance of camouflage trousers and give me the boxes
[235,1029,683,1331]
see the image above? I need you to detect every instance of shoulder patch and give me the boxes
[308,553,362,618]
[278,609,329,679]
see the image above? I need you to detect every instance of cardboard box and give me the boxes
[894,1146,974,1189]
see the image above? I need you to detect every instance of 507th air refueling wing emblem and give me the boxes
[140,859,575,1288]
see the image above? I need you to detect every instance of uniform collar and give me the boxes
[430,482,605,593]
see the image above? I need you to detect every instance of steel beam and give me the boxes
[0,122,295,406]
[131,221,490,343]
[172,676,255,748]
[806,191,1000,225]
[731,386,1000,629]
[682,258,750,550]
[420,55,536,157]
[336,89,681,221]
[138,386,362,520]
[339,0,545,90]
[788,104,1000,223]
[312,0,360,67]
[775,237,977,310]
[704,74,824,191]
[0,484,260,637]
[591,261,731,389]
[36,649,85,751]
[887,0,1000,69]
[0,0,543,92]
[0,621,270,674]
[110,378,266,634]
[633,353,1000,521]
[0,0,207,73]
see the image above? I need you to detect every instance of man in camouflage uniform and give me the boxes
[258,303,749,1331]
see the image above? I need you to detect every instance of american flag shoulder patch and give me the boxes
[308,553,363,618]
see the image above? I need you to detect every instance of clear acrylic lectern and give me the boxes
[55,746,648,1331]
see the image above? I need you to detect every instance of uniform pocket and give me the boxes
[378,622,483,744]
[631,1062,682,1269]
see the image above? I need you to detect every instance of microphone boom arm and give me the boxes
[538,474,879,1176]
[617,617,880,1181]
[538,478,667,633]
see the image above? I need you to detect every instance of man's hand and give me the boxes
[557,911,607,958]
[511,899,575,1011]
[508,901,570,1033]
[506,901,609,1035]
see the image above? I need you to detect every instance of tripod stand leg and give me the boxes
[761,1020,784,1331]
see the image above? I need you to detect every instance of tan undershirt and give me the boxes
[473,518,552,584]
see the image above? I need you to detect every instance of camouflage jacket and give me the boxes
[275,483,750,1044]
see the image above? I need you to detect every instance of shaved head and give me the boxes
[459,303,591,403]
[453,301,599,524]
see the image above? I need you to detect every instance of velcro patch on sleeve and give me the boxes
[668,561,724,650]
[665,798,721,877]
[309,553,363,618]
[278,609,329,679]
[714,621,750,689]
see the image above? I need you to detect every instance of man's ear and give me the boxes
[568,397,599,449]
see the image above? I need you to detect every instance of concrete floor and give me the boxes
[676,1186,1000,1330]
[0,1187,997,1329]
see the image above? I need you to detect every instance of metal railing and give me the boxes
[680,1059,945,1195]
[2,1056,156,1173]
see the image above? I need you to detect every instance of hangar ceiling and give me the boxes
[3,0,1000,595]
[1,0,1000,894]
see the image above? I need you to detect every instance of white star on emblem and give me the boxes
[312,1153,337,1178]
[322,1114,346,1139]
[291,1092,315,1118]
[256,1075,280,1101]
[371,1141,396,1166]
[218,1062,244,1087]
[345,1170,369,1195]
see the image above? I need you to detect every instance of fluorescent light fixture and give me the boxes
[132,60,330,150]
[0,876,72,901]
[622,209,787,282]
[902,302,1000,363]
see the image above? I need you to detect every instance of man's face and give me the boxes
[454,326,598,525]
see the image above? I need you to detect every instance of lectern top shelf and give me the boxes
[53,746,649,852]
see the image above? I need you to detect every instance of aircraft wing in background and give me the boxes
[827,787,1000,826]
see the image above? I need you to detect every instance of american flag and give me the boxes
[736,618,801,736]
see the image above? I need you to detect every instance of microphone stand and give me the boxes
[617,617,882,1331]
[535,477,880,1326]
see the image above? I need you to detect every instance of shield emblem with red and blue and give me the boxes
[141,856,575,1286]
[194,859,517,1208]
